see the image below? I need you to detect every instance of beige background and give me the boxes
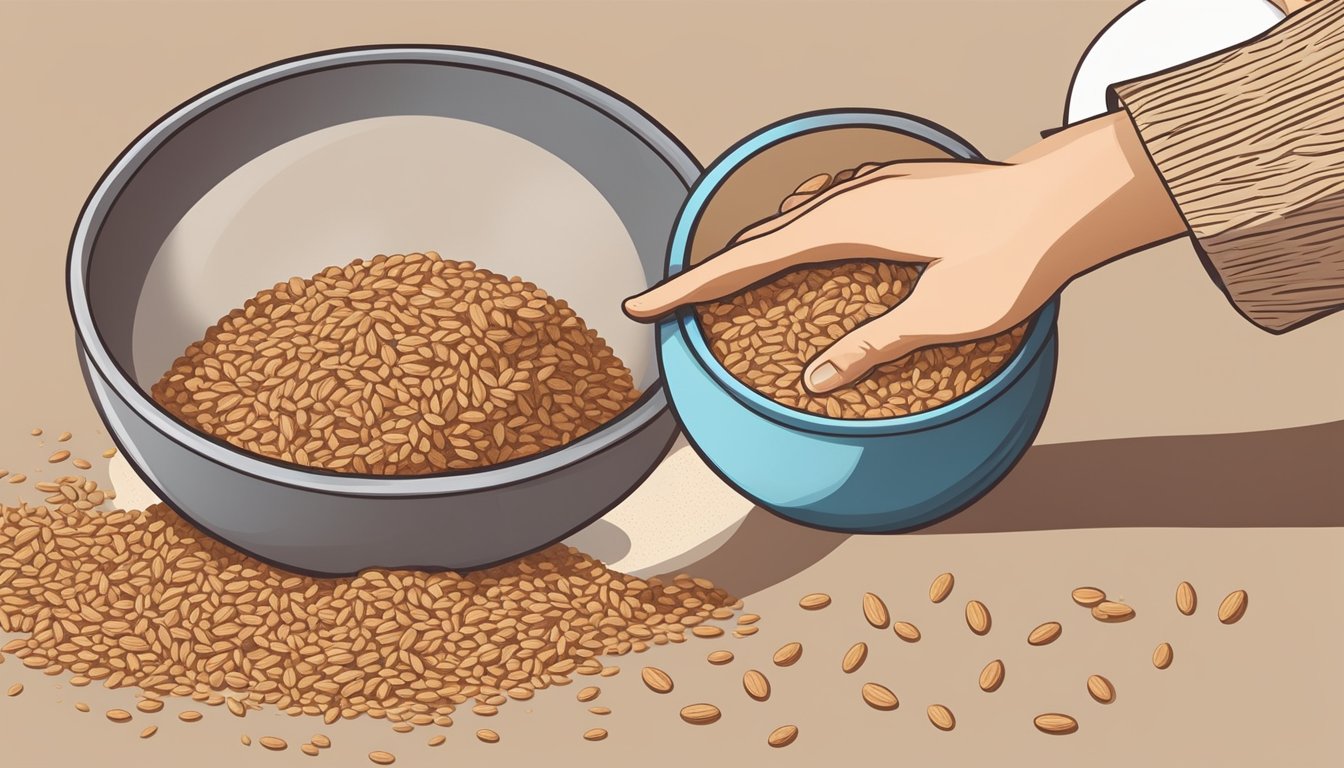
[0,1,1340,766]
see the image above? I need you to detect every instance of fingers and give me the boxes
[802,300,936,394]
[624,198,878,320]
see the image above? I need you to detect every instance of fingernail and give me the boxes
[807,361,841,392]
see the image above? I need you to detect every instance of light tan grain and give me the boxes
[861,683,898,711]
[1218,590,1248,624]
[842,642,868,673]
[768,724,799,748]
[679,704,721,725]
[1176,581,1197,615]
[927,704,955,730]
[1087,675,1115,703]
[979,659,1005,692]
[965,600,991,634]
[772,642,803,667]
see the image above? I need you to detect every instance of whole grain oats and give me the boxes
[151,252,640,475]
[0,475,735,731]
[696,166,1028,419]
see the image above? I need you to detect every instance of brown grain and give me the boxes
[841,642,868,674]
[576,686,600,702]
[1176,582,1197,615]
[772,642,803,667]
[965,600,991,635]
[1218,590,1248,624]
[1087,675,1115,703]
[927,704,955,730]
[311,734,331,749]
[979,659,1005,692]
[47,450,70,464]
[369,750,396,765]
[476,729,500,743]
[641,667,674,694]
[742,669,770,701]
[929,572,954,603]
[588,706,611,715]
[260,737,287,751]
[1071,587,1106,607]
[1034,713,1078,734]
[707,651,734,665]
[57,432,72,443]
[679,703,721,725]
[1091,601,1135,622]
[582,727,608,741]
[798,593,831,610]
[6,682,22,696]
[893,621,920,642]
[140,726,158,739]
[427,735,445,747]
[862,593,890,629]
[151,252,640,475]
[768,724,799,748]
[1027,622,1062,646]
[179,710,203,722]
[106,709,132,723]
[861,683,898,711]
[1153,642,1174,669]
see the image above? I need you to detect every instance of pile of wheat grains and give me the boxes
[151,251,640,475]
[0,474,737,730]
[696,164,1029,419]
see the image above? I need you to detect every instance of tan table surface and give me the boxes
[1,2,1341,766]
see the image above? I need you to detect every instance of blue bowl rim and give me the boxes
[661,108,1061,438]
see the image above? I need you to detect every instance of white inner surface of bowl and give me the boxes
[135,115,652,390]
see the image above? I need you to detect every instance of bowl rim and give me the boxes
[67,45,702,497]
[661,109,1060,437]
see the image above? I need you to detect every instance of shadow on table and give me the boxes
[675,419,1344,596]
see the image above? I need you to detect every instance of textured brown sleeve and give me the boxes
[1109,0,1344,332]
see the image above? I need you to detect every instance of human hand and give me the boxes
[624,111,1187,393]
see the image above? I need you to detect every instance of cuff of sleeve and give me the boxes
[1107,0,1344,333]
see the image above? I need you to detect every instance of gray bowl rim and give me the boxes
[660,108,1061,438]
[67,45,702,498]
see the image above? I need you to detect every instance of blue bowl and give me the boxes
[658,110,1060,532]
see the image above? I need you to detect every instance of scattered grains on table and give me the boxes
[1218,590,1248,624]
[732,626,758,638]
[679,704,721,725]
[29,429,42,437]
[742,669,770,701]
[259,737,287,751]
[72,458,92,470]
[47,450,70,464]
[640,667,674,694]
[588,706,611,715]
[927,704,956,730]
[1087,675,1115,703]
[136,699,164,713]
[576,686,600,702]
[0,478,735,730]
[691,626,724,638]
[106,709,132,723]
[582,728,607,741]
[311,734,331,748]
[476,729,499,744]
[179,710,203,722]
[841,642,867,674]
[768,724,799,748]
[57,432,71,442]
[151,252,641,475]
[1034,713,1078,734]
[772,642,803,667]
[1153,642,1174,669]
[1176,581,1197,615]
[140,725,158,739]
[1091,601,1135,622]
[1027,622,1062,646]
[471,704,498,717]
[862,592,890,629]
[893,621,921,642]
[391,723,414,733]
[798,593,831,610]
[737,614,760,625]
[929,572,954,603]
[368,751,396,765]
[75,702,90,712]
[1071,587,1106,607]
[707,651,734,665]
[240,735,252,746]
[861,683,898,711]
[6,474,25,484]
[299,743,319,756]
[102,448,118,458]
[6,682,21,696]
[965,600,991,634]
[427,735,445,747]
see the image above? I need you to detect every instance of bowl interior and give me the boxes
[85,54,696,403]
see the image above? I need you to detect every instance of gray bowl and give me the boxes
[67,47,700,574]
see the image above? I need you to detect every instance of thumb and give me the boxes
[802,302,934,394]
